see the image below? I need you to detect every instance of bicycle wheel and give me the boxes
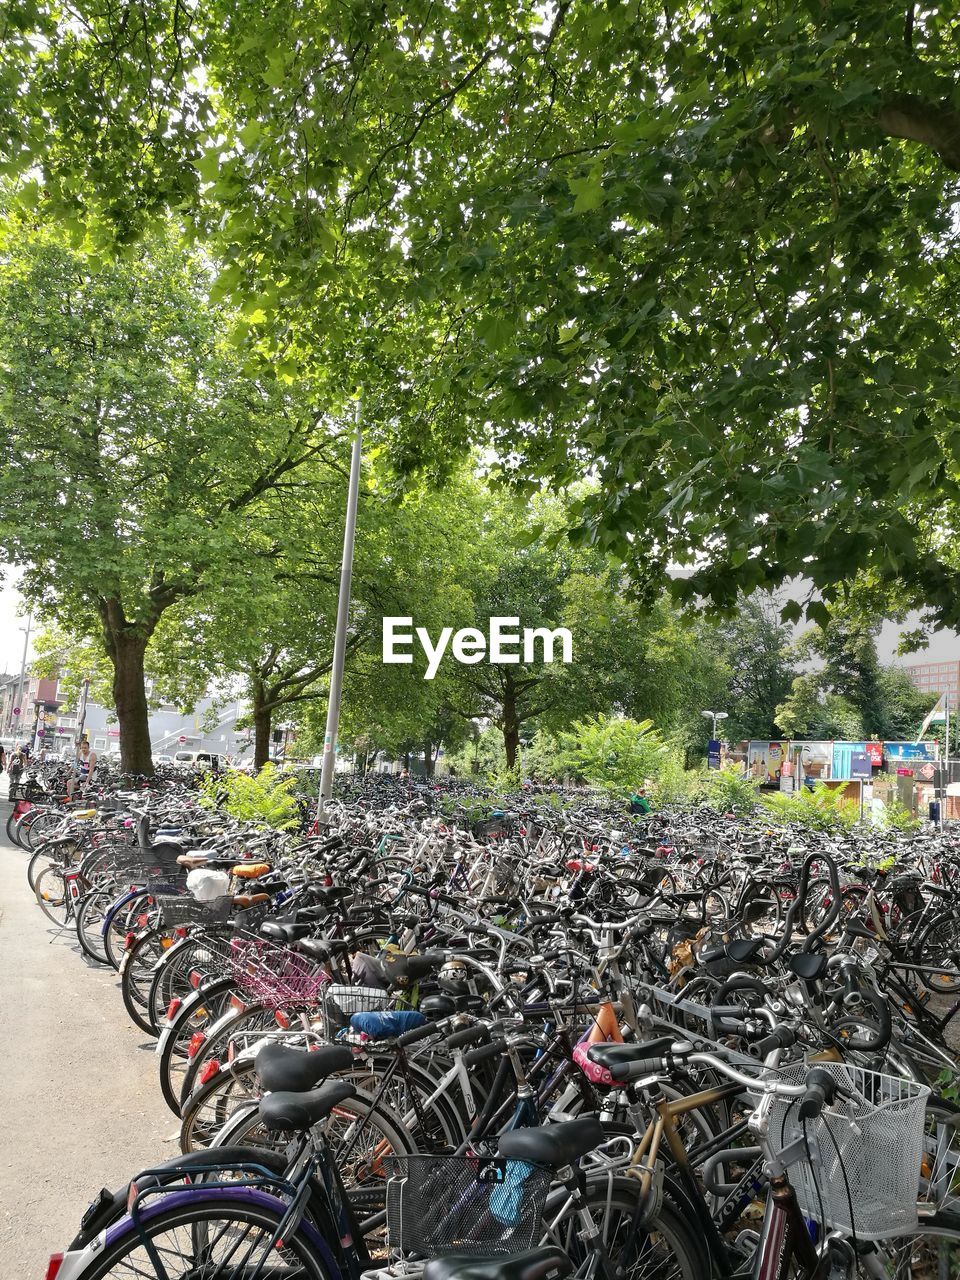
[916,911,960,993]
[157,978,238,1115]
[147,930,231,1033]
[181,1061,264,1151]
[34,864,71,927]
[541,1175,707,1280]
[104,890,157,970]
[27,839,73,892]
[72,1194,332,1279]
[120,926,180,1035]
[178,1002,277,1108]
[217,1090,415,1247]
[868,1210,960,1276]
[75,884,117,965]
[737,879,783,939]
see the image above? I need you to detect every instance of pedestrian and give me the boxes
[0,743,5,775]
[67,737,97,799]
[629,787,652,816]
[7,748,23,799]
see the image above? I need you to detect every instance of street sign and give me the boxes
[707,739,721,770]
[178,735,187,743]
[12,707,19,716]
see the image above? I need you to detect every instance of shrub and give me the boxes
[761,781,858,831]
[653,754,704,807]
[200,763,300,830]
[557,714,666,797]
[701,766,762,816]
[877,797,921,833]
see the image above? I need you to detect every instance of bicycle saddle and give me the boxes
[787,952,828,981]
[425,1248,573,1280]
[380,951,445,984]
[259,1080,357,1131]
[726,939,765,964]
[587,1037,674,1072]
[255,1042,354,1093]
[297,936,351,962]
[498,1116,604,1166]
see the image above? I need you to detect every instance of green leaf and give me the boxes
[568,174,605,214]
[238,121,262,149]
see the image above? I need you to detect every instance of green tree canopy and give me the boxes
[3,2,960,626]
[0,221,346,771]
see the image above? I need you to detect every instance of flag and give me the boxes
[916,693,947,743]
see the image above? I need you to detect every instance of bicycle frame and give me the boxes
[623,1077,847,1280]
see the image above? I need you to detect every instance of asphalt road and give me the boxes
[0,787,176,1278]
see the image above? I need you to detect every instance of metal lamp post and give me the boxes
[317,402,363,818]
[701,709,728,739]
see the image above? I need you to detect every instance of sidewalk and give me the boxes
[0,793,176,1276]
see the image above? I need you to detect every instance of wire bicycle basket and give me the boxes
[754,1061,930,1239]
[384,1154,551,1256]
[156,893,235,928]
[232,943,328,1009]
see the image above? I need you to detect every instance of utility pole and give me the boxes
[10,611,32,744]
[318,404,363,817]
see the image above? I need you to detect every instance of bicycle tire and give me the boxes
[915,910,960,994]
[103,889,157,970]
[157,977,238,1115]
[75,884,117,965]
[34,864,71,927]
[119,926,179,1035]
[541,1174,708,1280]
[67,1192,334,1279]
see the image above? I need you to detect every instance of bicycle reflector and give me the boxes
[46,1254,63,1280]
[187,1031,206,1058]
[165,997,182,1021]
[199,1058,220,1084]
[125,932,136,951]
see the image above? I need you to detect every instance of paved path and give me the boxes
[0,788,176,1277]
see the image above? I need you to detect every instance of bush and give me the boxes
[652,754,704,807]
[761,781,858,831]
[701,766,762,816]
[558,714,666,797]
[200,763,300,830]
[877,797,921,833]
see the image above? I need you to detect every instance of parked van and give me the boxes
[173,750,222,771]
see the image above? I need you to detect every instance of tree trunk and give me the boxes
[502,681,520,769]
[111,631,154,775]
[253,683,272,770]
[423,742,436,777]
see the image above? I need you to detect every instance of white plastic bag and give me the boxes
[187,868,231,902]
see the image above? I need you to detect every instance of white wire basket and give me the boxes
[754,1061,930,1239]
[326,983,395,1015]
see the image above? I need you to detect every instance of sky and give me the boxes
[0,570,31,677]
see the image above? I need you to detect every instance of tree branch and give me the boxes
[877,94,960,171]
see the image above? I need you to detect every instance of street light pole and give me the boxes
[701,709,728,739]
[318,403,363,818]
[10,611,32,743]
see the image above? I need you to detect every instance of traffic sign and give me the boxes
[178,735,187,743]
[12,707,19,716]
